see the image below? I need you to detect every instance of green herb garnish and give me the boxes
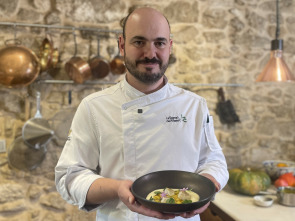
[182,200,193,204]
[166,198,175,204]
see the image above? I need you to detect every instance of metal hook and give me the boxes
[96,35,101,57]
[72,28,77,57]
[13,23,17,40]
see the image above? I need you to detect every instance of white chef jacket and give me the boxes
[55,76,229,221]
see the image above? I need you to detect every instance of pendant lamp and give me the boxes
[256,0,294,82]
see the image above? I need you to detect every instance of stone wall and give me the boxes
[0,0,294,220]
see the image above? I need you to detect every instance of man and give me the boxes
[55,7,229,221]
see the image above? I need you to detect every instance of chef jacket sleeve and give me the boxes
[196,102,229,191]
[55,99,103,211]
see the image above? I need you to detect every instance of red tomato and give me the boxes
[279,173,295,186]
[274,178,289,188]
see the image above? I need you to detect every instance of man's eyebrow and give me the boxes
[130,36,168,42]
[155,37,168,42]
[130,36,147,41]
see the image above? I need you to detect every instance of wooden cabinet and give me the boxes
[200,203,235,221]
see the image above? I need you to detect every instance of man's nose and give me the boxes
[143,44,156,59]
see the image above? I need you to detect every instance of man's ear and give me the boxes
[169,39,173,55]
[118,35,125,56]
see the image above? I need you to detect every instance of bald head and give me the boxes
[122,7,170,40]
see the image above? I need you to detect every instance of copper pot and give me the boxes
[65,30,91,84]
[110,55,126,75]
[0,42,41,87]
[65,57,91,84]
[110,41,126,75]
[89,38,110,79]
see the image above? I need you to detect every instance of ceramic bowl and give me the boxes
[253,195,274,207]
[263,160,295,180]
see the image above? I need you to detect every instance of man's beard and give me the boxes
[124,56,169,84]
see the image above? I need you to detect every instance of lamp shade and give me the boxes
[256,39,295,82]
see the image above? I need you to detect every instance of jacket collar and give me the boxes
[121,76,169,109]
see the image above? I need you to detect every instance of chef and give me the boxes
[55,6,229,221]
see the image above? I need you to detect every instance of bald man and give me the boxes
[55,7,229,221]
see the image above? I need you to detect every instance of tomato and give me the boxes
[279,173,295,186]
[274,178,288,188]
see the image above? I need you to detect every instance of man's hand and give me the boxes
[200,173,221,192]
[118,180,176,220]
[118,180,209,219]
[177,202,210,218]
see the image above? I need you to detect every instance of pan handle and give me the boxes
[217,88,225,102]
[34,91,42,118]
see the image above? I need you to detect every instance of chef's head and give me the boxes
[118,7,173,85]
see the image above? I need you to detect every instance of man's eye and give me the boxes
[155,42,166,48]
[133,41,144,47]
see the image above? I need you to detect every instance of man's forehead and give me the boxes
[125,10,169,31]
[125,21,170,40]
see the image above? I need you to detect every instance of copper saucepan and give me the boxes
[65,57,91,84]
[0,39,40,87]
[110,41,126,75]
[65,30,91,84]
[89,37,110,79]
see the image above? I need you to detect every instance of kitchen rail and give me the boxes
[0,21,122,34]
[36,79,244,87]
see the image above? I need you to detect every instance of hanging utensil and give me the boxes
[168,53,177,65]
[0,39,40,88]
[7,136,47,171]
[168,45,177,65]
[39,34,59,71]
[215,87,240,126]
[22,91,54,149]
[65,29,91,84]
[39,37,53,71]
[89,36,110,79]
[110,40,126,75]
[0,25,40,88]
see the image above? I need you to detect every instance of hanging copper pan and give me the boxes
[65,57,91,84]
[89,37,110,79]
[0,40,40,87]
[65,31,91,84]
[110,41,126,75]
